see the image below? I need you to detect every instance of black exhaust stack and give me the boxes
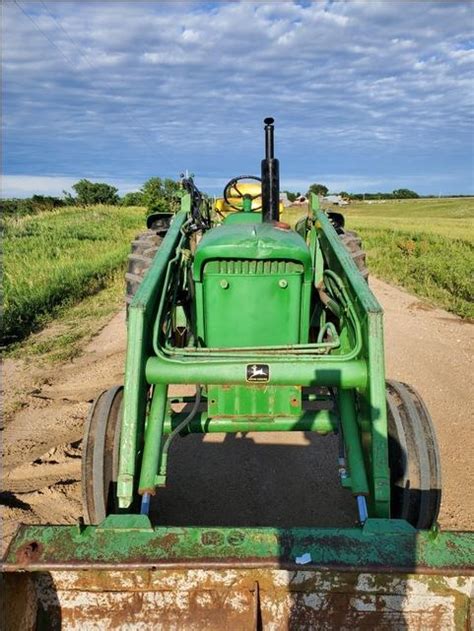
[261,117,280,222]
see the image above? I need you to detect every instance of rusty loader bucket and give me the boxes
[2,516,473,629]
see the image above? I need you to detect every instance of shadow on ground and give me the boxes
[151,431,356,528]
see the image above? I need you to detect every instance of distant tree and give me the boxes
[149,196,170,213]
[339,191,349,199]
[0,198,34,217]
[283,190,298,202]
[121,191,144,206]
[141,177,180,212]
[140,177,163,209]
[31,195,64,210]
[69,179,119,206]
[392,188,419,199]
[163,178,180,196]
[1,196,65,217]
[307,183,328,197]
[63,191,76,206]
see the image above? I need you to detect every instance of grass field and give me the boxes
[2,205,145,344]
[342,198,474,318]
[3,197,473,354]
[283,197,473,318]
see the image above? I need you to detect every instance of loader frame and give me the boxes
[117,193,389,518]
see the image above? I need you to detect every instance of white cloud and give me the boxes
[1,175,77,197]
[2,1,473,194]
[1,175,141,198]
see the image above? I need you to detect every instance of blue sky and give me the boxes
[2,0,473,197]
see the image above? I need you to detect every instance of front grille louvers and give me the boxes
[205,259,304,275]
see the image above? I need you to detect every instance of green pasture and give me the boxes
[344,198,474,318]
[345,197,473,240]
[2,205,145,343]
[3,197,473,350]
[283,197,473,318]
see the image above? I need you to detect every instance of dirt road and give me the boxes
[1,278,473,553]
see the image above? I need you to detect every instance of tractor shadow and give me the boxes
[152,430,357,528]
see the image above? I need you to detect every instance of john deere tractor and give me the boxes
[3,119,473,629]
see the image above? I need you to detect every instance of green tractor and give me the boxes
[3,119,473,629]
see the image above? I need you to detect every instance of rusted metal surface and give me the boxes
[3,520,473,628]
[3,519,474,575]
[2,568,473,630]
[15,540,44,565]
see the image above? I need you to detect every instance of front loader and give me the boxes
[2,118,473,629]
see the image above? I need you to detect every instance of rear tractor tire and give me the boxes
[82,386,132,524]
[386,380,441,529]
[125,230,163,308]
[340,230,369,281]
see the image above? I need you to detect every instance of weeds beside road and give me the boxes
[2,205,144,344]
[344,198,474,319]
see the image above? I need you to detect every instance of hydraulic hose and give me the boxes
[161,386,202,464]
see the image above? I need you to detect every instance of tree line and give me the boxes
[5,176,464,218]
[0,177,182,217]
[304,183,420,200]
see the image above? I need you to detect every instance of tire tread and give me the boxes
[386,380,441,529]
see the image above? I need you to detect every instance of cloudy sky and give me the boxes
[2,0,473,197]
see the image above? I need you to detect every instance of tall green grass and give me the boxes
[3,197,473,347]
[345,198,474,318]
[2,205,145,343]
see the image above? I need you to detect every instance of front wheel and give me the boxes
[82,386,131,524]
[386,380,442,529]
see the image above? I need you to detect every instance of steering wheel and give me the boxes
[223,175,262,211]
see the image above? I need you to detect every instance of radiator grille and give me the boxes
[204,259,304,275]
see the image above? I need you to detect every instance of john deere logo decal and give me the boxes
[246,364,270,382]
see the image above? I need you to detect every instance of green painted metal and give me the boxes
[138,383,167,493]
[164,409,338,434]
[118,205,188,508]
[312,195,390,516]
[338,389,369,495]
[146,356,367,387]
[309,220,324,288]
[200,260,307,347]
[222,212,261,224]
[193,223,313,282]
[207,384,302,417]
[310,192,321,216]
[3,519,474,573]
[242,196,253,212]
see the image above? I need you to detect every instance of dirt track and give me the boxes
[1,278,473,553]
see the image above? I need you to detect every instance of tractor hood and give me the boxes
[193,223,312,282]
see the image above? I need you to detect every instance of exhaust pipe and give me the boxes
[261,117,280,222]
